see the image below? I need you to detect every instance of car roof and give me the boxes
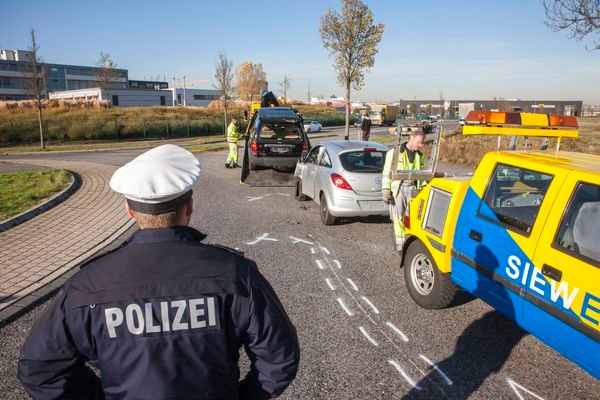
[320,140,389,153]
[497,151,600,175]
[257,107,300,122]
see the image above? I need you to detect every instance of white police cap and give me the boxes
[110,144,201,214]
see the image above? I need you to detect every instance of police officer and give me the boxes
[226,117,241,168]
[382,129,426,253]
[18,144,300,399]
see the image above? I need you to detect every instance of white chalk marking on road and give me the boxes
[359,326,379,346]
[246,193,289,202]
[310,247,316,254]
[321,246,330,255]
[346,278,358,291]
[246,233,278,245]
[289,236,313,245]
[325,278,336,291]
[506,379,546,400]
[385,322,409,342]
[419,354,453,386]
[336,297,354,316]
[388,360,421,391]
[360,296,380,314]
[316,260,325,270]
[333,259,341,269]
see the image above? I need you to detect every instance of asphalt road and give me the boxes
[1,125,598,399]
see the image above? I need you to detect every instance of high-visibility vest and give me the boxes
[227,122,240,143]
[382,145,425,197]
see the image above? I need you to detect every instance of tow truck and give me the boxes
[393,111,599,379]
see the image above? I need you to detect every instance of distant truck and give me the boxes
[394,111,600,379]
[369,104,399,126]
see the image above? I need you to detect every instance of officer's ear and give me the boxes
[125,201,136,219]
[185,195,193,217]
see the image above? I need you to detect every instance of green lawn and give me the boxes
[0,169,71,221]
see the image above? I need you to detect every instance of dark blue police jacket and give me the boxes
[18,226,300,400]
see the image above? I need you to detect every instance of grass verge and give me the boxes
[0,169,71,220]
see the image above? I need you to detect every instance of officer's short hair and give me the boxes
[131,198,187,229]
[410,130,425,138]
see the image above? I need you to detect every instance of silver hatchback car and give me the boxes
[294,140,390,225]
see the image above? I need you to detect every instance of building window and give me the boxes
[112,95,119,106]
[160,96,166,106]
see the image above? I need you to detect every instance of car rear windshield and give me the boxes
[259,123,302,140]
[339,150,386,173]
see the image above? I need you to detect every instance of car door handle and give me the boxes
[469,230,482,242]
[542,264,562,282]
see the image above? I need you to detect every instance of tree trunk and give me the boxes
[224,102,228,137]
[37,100,44,149]
[344,82,351,140]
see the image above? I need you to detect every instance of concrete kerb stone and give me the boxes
[0,170,81,233]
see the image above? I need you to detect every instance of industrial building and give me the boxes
[0,49,220,107]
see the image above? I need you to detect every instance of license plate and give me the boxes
[271,146,290,154]
[358,200,384,211]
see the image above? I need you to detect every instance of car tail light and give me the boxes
[251,140,258,153]
[403,214,410,229]
[302,142,308,151]
[331,173,353,190]
[363,147,377,152]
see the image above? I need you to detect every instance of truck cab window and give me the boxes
[480,164,552,234]
[555,182,600,264]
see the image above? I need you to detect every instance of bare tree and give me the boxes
[235,61,267,101]
[542,0,600,50]
[94,52,121,108]
[320,0,384,139]
[278,74,293,102]
[213,50,235,135]
[24,28,46,149]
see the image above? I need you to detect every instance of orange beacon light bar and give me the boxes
[463,111,578,138]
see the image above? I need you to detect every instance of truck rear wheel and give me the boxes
[403,239,456,309]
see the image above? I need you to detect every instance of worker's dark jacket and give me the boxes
[18,227,300,400]
[361,117,371,132]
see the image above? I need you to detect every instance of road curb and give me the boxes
[0,170,81,233]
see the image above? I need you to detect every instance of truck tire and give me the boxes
[320,193,337,225]
[403,239,457,309]
[295,179,308,201]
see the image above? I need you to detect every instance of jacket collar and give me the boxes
[129,226,207,245]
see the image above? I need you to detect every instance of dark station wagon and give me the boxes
[246,107,311,171]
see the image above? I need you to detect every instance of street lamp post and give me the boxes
[172,77,176,107]
[183,75,187,107]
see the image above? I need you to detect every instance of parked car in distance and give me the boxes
[294,140,390,225]
[303,120,323,133]
[246,107,311,171]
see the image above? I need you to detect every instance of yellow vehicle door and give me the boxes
[526,174,600,379]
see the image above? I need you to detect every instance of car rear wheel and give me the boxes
[249,161,257,170]
[320,193,337,225]
[295,179,308,201]
[403,239,456,309]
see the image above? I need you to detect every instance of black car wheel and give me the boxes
[320,193,337,225]
[403,239,457,309]
[295,179,308,201]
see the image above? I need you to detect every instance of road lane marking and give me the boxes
[333,259,341,269]
[336,297,354,316]
[321,246,330,255]
[325,278,336,291]
[346,278,358,291]
[361,296,380,314]
[506,379,546,400]
[385,322,409,342]
[388,360,421,391]
[419,354,453,386]
[246,233,278,245]
[289,236,313,245]
[316,260,325,270]
[359,326,378,346]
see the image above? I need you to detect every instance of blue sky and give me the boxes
[1,0,599,104]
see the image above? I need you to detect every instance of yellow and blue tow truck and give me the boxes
[397,111,599,379]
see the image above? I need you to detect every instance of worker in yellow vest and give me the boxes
[382,129,426,253]
[226,117,241,168]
